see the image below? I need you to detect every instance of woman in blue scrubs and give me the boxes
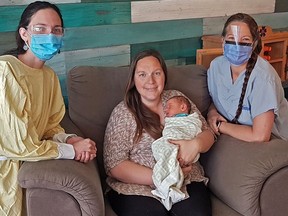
[207,13,288,142]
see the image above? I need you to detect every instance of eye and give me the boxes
[154,71,163,76]
[242,37,252,42]
[138,73,146,77]
[226,35,235,41]
[33,25,46,33]
[53,27,64,35]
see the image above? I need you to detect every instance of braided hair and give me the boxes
[221,13,262,123]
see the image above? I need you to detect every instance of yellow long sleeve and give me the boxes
[0,55,67,215]
[0,55,66,161]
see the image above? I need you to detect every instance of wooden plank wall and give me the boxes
[0,0,287,102]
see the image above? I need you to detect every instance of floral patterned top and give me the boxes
[104,90,210,200]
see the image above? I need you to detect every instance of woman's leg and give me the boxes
[170,182,211,216]
[107,189,168,216]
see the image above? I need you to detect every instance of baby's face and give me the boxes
[164,98,183,117]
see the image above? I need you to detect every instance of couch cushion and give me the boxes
[67,64,210,182]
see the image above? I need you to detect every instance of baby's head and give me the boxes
[165,96,191,117]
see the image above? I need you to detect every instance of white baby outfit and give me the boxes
[151,112,202,210]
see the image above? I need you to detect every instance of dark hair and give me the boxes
[3,1,63,56]
[222,13,262,123]
[168,95,192,114]
[124,49,168,143]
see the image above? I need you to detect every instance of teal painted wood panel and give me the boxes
[0,0,80,6]
[0,2,131,32]
[63,19,203,51]
[0,32,16,54]
[0,19,203,55]
[254,12,288,29]
[64,45,130,69]
[46,44,130,105]
[131,37,202,65]
[60,2,131,27]
[0,5,24,33]
[46,45,130,76]
[275,0,288,12]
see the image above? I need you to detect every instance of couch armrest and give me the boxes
[18,159,104,216]
[201,134,288,216]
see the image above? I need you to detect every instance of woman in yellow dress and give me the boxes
[0,1,97,215]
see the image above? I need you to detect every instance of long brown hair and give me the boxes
[124,49,168,143]
[222,13,262,123]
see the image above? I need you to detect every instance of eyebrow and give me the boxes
[225,34,252,39]
[33,23,62,27]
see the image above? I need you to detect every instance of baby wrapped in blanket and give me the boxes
[151,96,202,210]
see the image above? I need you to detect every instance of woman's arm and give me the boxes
[109,160,153,185]
[169,129,214,166]
[218,110,274,142]
[207,103,227,135]
[104,103,152,184]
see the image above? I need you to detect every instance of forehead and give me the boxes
[136,56,161,70]
[226,21,251,36]
[167,98,179,104]
[30,8,61,25]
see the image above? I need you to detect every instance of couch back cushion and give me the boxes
[67,65,210,180]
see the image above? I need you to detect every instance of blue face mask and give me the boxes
[28,34,63,61]
[224,41,253,66]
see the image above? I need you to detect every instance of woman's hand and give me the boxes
[75,151,96,163]
[207,108,227,135]
[170,129,214,166]
[72,138,97,163]
[66,135,84,144]
[169,139,200,166]
[181,165,192,178]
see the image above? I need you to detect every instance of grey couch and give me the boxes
[18,64,288,216]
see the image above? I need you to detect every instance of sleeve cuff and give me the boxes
[53,133,77,143]
[55,142,75,159]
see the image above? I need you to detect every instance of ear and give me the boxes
[180,103,187,112]
[19,27,29,43]
[221,36,225,48]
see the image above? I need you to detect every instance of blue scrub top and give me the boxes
[207,55,288,140]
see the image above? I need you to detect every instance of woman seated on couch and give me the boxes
[207,13,288,142]
[103,49,215,216]
[0,1,96,215]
